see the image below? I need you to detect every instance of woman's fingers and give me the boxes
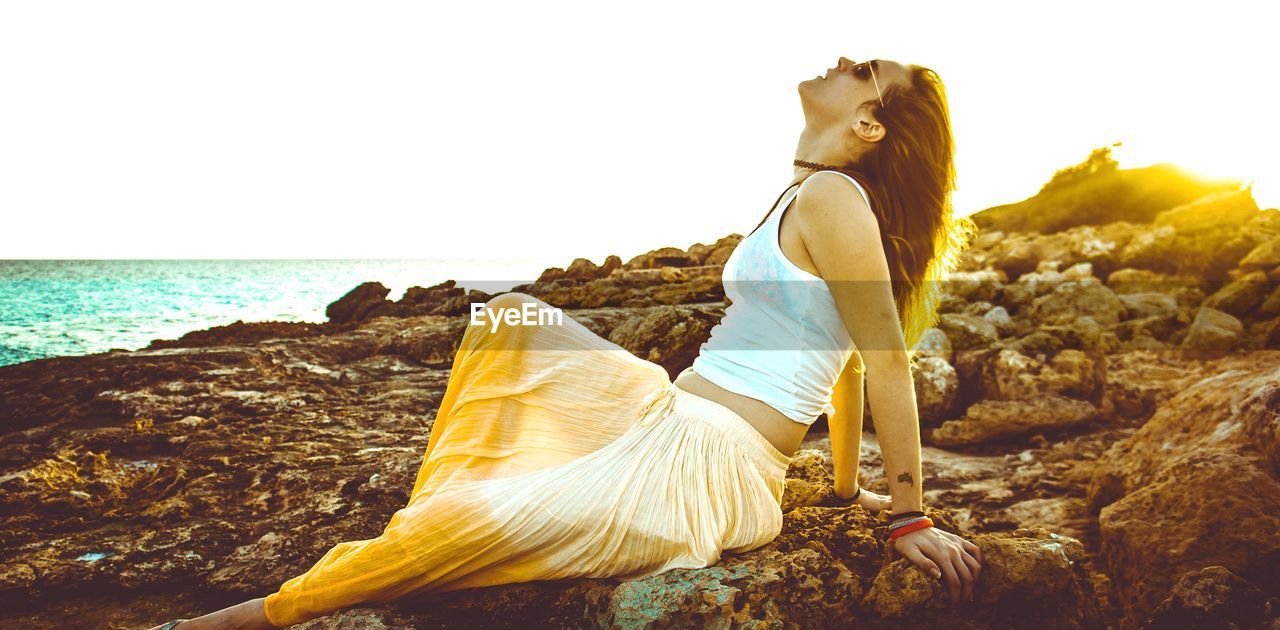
[954,547,977,603]
[960,541,983,586]
[896,542,942,580]
[898,531,980,606]
[934,547,968,606]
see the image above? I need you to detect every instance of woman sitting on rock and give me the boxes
[152,56,982,629]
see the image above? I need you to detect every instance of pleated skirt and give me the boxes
[262,293,793,628]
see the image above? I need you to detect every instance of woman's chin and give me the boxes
[798,76,820,92]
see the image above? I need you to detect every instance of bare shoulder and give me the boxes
[792,171,888,281]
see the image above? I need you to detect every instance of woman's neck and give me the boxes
[792,124,855,182]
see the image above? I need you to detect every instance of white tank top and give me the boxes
[690,171,867,425]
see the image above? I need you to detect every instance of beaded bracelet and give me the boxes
[886,516,930,532]
[889,510,926,522]
[888,517,934,542]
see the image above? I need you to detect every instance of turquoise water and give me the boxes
[0,258,562,367]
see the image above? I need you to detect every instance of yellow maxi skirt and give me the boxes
[262,293,792,628]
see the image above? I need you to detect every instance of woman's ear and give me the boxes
[850,109,886,144]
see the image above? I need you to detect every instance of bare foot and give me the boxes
[147,596,279,630]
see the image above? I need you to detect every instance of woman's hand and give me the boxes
[855,488,893,513]
[891,526,982,606]
[833,486,892,513]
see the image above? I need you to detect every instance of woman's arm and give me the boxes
[792,172,923,516]
[828,354,865,499]
[793,172,980,607]
[831,352,895,513]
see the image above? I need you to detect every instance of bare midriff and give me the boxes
[671,366,810,458]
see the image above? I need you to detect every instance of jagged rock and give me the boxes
[1097,450,1280,629]
[1117,292,1179,320]
[1117,190,1266,281]
[943,268,1004,303]
[1033,319,1122,353]
[326,281,394,323]
[399,279,464,306]
[955,348,1106,409]
[146,319,355,350]
[391,280,492,318]
[912,356,958,427]
[1180,306,1244,353]
[1202,270,1273,317]
[1239,235,1280,272]
[1260,284,1280,317]
[1106,267,1209,307]
[779,449,831,510]
[912,327,952,363]
[862,527,1100,626]
[999,261,1097,313]
[982,305,1015,337]
[937,313,998,350]
[624,246,698,269]
[1085,360,1280,626]
[538,256,622,283]
[1098,352,1210,422]
[1026,279,1127,328]
[514,265,725,310]
[690,235,742,266]
[605,305,720,378]
[1087,361,1280,510]
[1144,566,1274,629]
[1151,188,1261,232]
[928,396,1097,447]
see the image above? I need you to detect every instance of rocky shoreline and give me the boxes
[2,156,1279,628]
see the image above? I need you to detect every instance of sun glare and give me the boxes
[1114,144,1277,213]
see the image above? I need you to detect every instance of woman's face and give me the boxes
[798,57,911,125]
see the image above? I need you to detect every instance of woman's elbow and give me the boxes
[859,348,911,375]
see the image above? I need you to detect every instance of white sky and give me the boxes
[2,1,1276,265]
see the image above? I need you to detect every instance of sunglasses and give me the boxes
[849,59,885,108]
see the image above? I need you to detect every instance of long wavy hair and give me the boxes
[752,64,975,354]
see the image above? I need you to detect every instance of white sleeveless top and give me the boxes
[690,171,868,425]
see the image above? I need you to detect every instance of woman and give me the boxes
[151,56,982,629]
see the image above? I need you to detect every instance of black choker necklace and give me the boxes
[793,159,845,171]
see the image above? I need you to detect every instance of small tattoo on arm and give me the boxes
[896,472,914,486]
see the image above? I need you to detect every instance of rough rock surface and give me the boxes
[4,159,1280,627]
[1086,360,1280,628]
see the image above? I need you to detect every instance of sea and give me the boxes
[0,258,564,367]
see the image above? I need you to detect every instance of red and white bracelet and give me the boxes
[887,516,935,541]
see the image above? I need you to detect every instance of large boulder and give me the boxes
[1201,270,1273,317]
[928,396,1098,447]
[912,356,959,427]
[1143,565,1275,629]
[1117,189,1267,280]
[986,349,1106,403]
[937,313,999,351]
[1026,279,1128,328]
[1238,235,1280,272]
[1086,359,1280,627]
[606,305,720,378]
[1180,306,1244,354]
[1097,450,1280,629]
